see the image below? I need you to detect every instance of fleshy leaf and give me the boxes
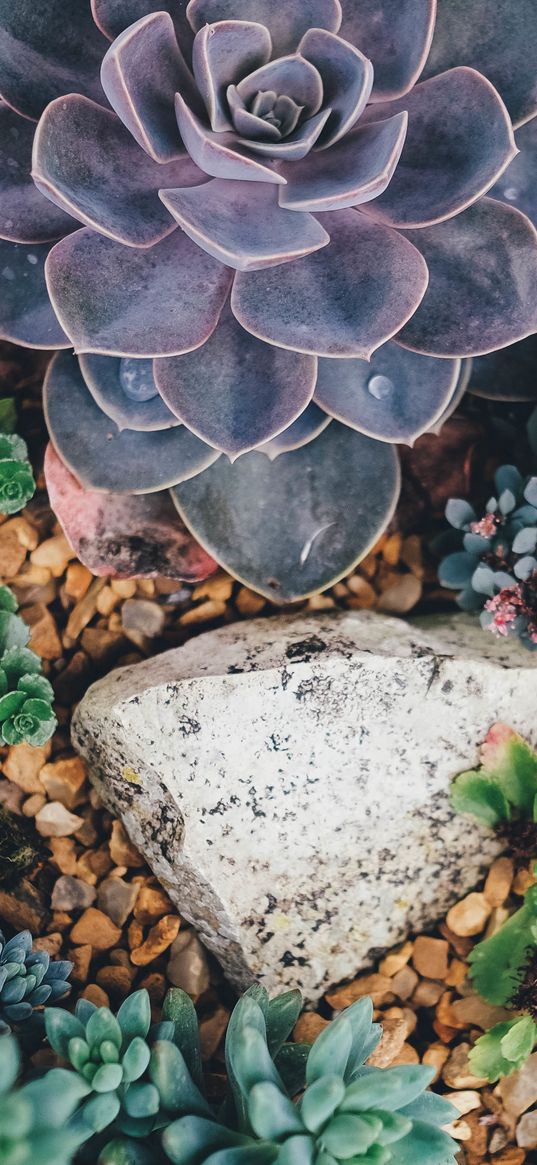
[101,12,197,163]
[298,28,373,149]
[46,227,233,357]
[0,102,75,243]
[360,68,517,228]
[160,180,328,271]
[314,343,461,444]
[468,336,537,401]
[186,1,343,58]
[172,421,400,602]
[422,0,537,127]
[0,0,108,121]
[33,95,205,248]
[79,354,179,431]
[450,769,511,827]
[491,118,537,227]
[232,209,428,359]
[192,21,271,132]
[92,0,194,53]
[278,114,407,213]
[235,108,332,161]
[235,56,323,119]
[154,305,317,456]
[175,92,284,183]
[338,0,436,101]
[258,404,331,460]
[0,239,69,350]
[396,198,537,357]
[44,352,219,493]
[469,1017,537,1083]
[468,886,537,1005]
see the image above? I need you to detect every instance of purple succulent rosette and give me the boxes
[0,0,536,600]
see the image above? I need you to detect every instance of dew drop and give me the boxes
[2,266,15,281]
[27,253,38,265]
[503,186,519,201]
[367,373,393,401]
[120,357,158,402]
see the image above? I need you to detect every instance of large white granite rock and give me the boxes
[72,611,537,1002]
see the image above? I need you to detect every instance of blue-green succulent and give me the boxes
[0,929,72,1034]
[0,1031,90,1165]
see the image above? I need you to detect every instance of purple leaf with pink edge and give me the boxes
[231,209,429,359]
[491,118,537,228]
[278,113,407,213]
[338,0,436,102]
[0,102,75,243]
[79,354,180,432]
[101,12,198,164]
[0,239,69,350]
[360,68,517,229]
[153,303,317,457]
[298,28,373,149]
[33,95,205,249]
[45,442,216,582]
[468,337,537,403]
[0,0,108,121]
[395,198,537,358]
[92,0,194,58]
[428,358,473,434]
[236,108,332,161]
[44,352,219,494]
[175,92,284,183]
[171,421,400,603]
[159,180,328,271]
[258,403,331,461]
[186,0,342,59]
[421,0,537,128]
[45,227,233,358]
[314,342,461,445]
[235,56,324,119]
[192,21,271,133]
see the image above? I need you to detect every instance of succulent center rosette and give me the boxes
[0,0,536,599]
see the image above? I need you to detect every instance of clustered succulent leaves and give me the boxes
[439,466,537,650]
[0,981,459,1165]
[0,1,536,600]
[451,724,537,1081]
[0,929,72,1034]
[0,586,57,746]
[0,431,35,517]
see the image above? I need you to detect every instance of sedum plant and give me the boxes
[0,929,72,1034]
[0,1,536,600]
[438,466,537,650]
[0,432,35,517]
[0,586,57,746]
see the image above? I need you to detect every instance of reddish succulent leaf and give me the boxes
[160,180,329,270]
[338,0,436,101]
[396,199,537,357]
[259,404,331,460]
[192,20,272,132]
[0,102,75,243]
[299,28,373,149]
[45,442,216,582]
[154,304,317,457]
[361,68,517,228]
[33,95,204,248]
[46,227,233,358]
[80,354,180,431]
[186,0,343,58]
[0,240,69,350]
[422,0,537,128]
[232,209,429,358]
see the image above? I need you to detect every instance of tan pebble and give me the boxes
[463,1109,490,1158]
[109,820,143,867]
[75,815,99,847]
[442,1120,472,1142]
[167,930,210,998]
[326,973,394,1009]
[445,1090,483,1116]
[389,1042,419,1066]
[401,536,424,578]
[442,1043,489,1089]
[33,933,63,957]
[293,1012,330,1045]
[307,595,336,611]
[0,521,28,577]
[235,587,266,616]
[81,984,109,1008]
[377,574,422,614]
[3,741,51,793]
[110,579,137,598]
[69,944,92,983]
[49,911,71,932]
[423,1043,450,1083]
[391,965,419,1001]
[412,936,449,980]
[382,533,402,566]
[11,562,51,587]
[379,940,413,978]
[48,836,78,876]
[445,959,468,988]
[412,980,445,1008]
[130,914,181,966]
[31,534,74,576]
[40,757,87,809]
[200,1006,230,1060]
[516,1110,537,1150]
[484,905,510,939]
[179,600,227,626]
[96,965,133,997]
[513,867,536,896]
[136,579,156,598]
[137,971,166,1004]
[439,921,474,959]
[433,1019,458,1044]
[493,1152,526,1165]
[484,856,514,907]
[70,907,122,951]
[446,893,492,937]
[88,848,113,878]
[383,1006,417,1038]
[134,885,174,925]
[75,851,98,886]
[367,1018,407,1067]
[128,920,145,950]
[64,563,93,601]
[192,572,233,603]
[22,793,46,817]
[345,575,377,608]
[64,578,107,642]
[436,991,466,1031]
[96,586,119,617]
[35,802,84,838]
[23,603,61,660]
[498,1052,537,1117]
[5,516,39,552]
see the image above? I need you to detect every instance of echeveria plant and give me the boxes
[0,929,72,1034]
[0,0,536,598]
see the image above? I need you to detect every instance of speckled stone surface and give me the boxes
[72,611,537,1002]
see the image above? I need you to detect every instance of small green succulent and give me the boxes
[0,929,72,1033]
[0,1031,90,1165]
[0,586,57,746]
[0,432,35,516]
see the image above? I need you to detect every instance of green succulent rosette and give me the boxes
[0,433,35,517]
[0,586,56,746]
